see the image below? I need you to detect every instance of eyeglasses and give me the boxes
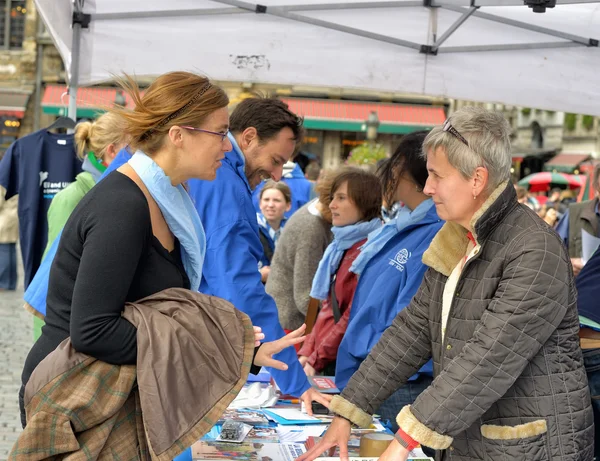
[442,119,469,147]
[181,126,229,142]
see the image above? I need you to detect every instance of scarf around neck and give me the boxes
[310,218,382,300]
[257,213,286,246]
[128,151,205,291]
[351,198,435,275]
[82,151,107,183]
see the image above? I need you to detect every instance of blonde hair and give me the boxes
[314,169,337,223]
[111,71,229,155]
[74,111,125,160]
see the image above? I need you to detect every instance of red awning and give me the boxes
[545,153,591,168]
[41,84,137,109]
[280,97,446,126]
[0,89,31,118]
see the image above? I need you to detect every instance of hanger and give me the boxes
[46,91,76,132]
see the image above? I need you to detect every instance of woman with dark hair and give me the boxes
[334,131,443,432]
[298,168,382,376]
[257,180,292,283]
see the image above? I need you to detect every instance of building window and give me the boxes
[341,132,367,160]
[0,0,26,50]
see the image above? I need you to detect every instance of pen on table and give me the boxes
[279,399,300,404]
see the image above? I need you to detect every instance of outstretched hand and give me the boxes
[254,324,307,370]
[296,416,351,460]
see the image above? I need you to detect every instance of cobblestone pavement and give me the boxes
[0,253,30,459]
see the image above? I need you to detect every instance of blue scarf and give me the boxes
[81,152,105,183]
[128,151,205,291]
[257,213,286,246]
[351,198,435,275]
[310,218,382,300]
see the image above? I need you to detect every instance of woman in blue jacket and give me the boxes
[257,180,291,283]
[335,131,443,431]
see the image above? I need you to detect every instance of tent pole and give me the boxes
[67,19,81,130]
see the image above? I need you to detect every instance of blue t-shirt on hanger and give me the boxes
[0,130,81,288]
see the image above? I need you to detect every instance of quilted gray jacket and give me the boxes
[331,182,594,461]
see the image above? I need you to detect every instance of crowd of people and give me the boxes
[5,70,600,461]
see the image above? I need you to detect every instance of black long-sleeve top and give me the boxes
[22,171,190,387]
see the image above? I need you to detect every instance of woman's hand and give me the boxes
[303,363,316,377]
[253,326,265,347]
[296,416,351,460]
[298,355,309,366]
[260,265,271,283]
[254,324,306,370]
[377,438,410,461]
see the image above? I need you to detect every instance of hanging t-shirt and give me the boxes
[0,129,81,288]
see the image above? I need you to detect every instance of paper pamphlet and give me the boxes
[581,229,600,264]
[192,441,305,461]
[276,425,328,442]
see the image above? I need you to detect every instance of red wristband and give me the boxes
[395,428,419,451]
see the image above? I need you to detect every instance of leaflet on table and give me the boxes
[276,425,328,442]
[203,425,281,444]
[191,441,306,461]
[216,408,270,427]
[314,449,432,461]
[315,458,433,461]
[307,376,340,394]
[263,408,325,425]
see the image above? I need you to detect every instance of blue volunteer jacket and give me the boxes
[252,162,311,218]
[187,135,310,397]
[335,205,443,389]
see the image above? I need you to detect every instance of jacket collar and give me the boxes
[225,133,252,194]
[282,162,303,179]
[422,181,514,276]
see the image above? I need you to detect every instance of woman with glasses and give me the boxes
[19,72,304,454]
[299,107,593,461]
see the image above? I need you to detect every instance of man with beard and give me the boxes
[187,98,330,410]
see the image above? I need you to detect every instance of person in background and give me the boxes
[45,112,127,255]
[299,107,592,461]
[252,157,312,218]
[266,170,336,333]
[543,205,558,227]
[305,161,321,200]
[515,185,537,210]
[298,168,382,377]
[335,132,444,435]
[574,242,600,459]
[0,188,18,291]
[556,164,600,276]
[187,97,330,411]
[546,187,567,216]
[547,187,561,206]
[257,180,292,283]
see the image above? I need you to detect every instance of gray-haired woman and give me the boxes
[298,106,593,461]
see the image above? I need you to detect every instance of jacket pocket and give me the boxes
[480,420,549,460]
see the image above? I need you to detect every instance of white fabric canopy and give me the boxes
[35,0,600,115]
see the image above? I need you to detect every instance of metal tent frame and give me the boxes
[38,0,600,119]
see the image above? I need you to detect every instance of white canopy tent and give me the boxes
[34,0,600,118]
